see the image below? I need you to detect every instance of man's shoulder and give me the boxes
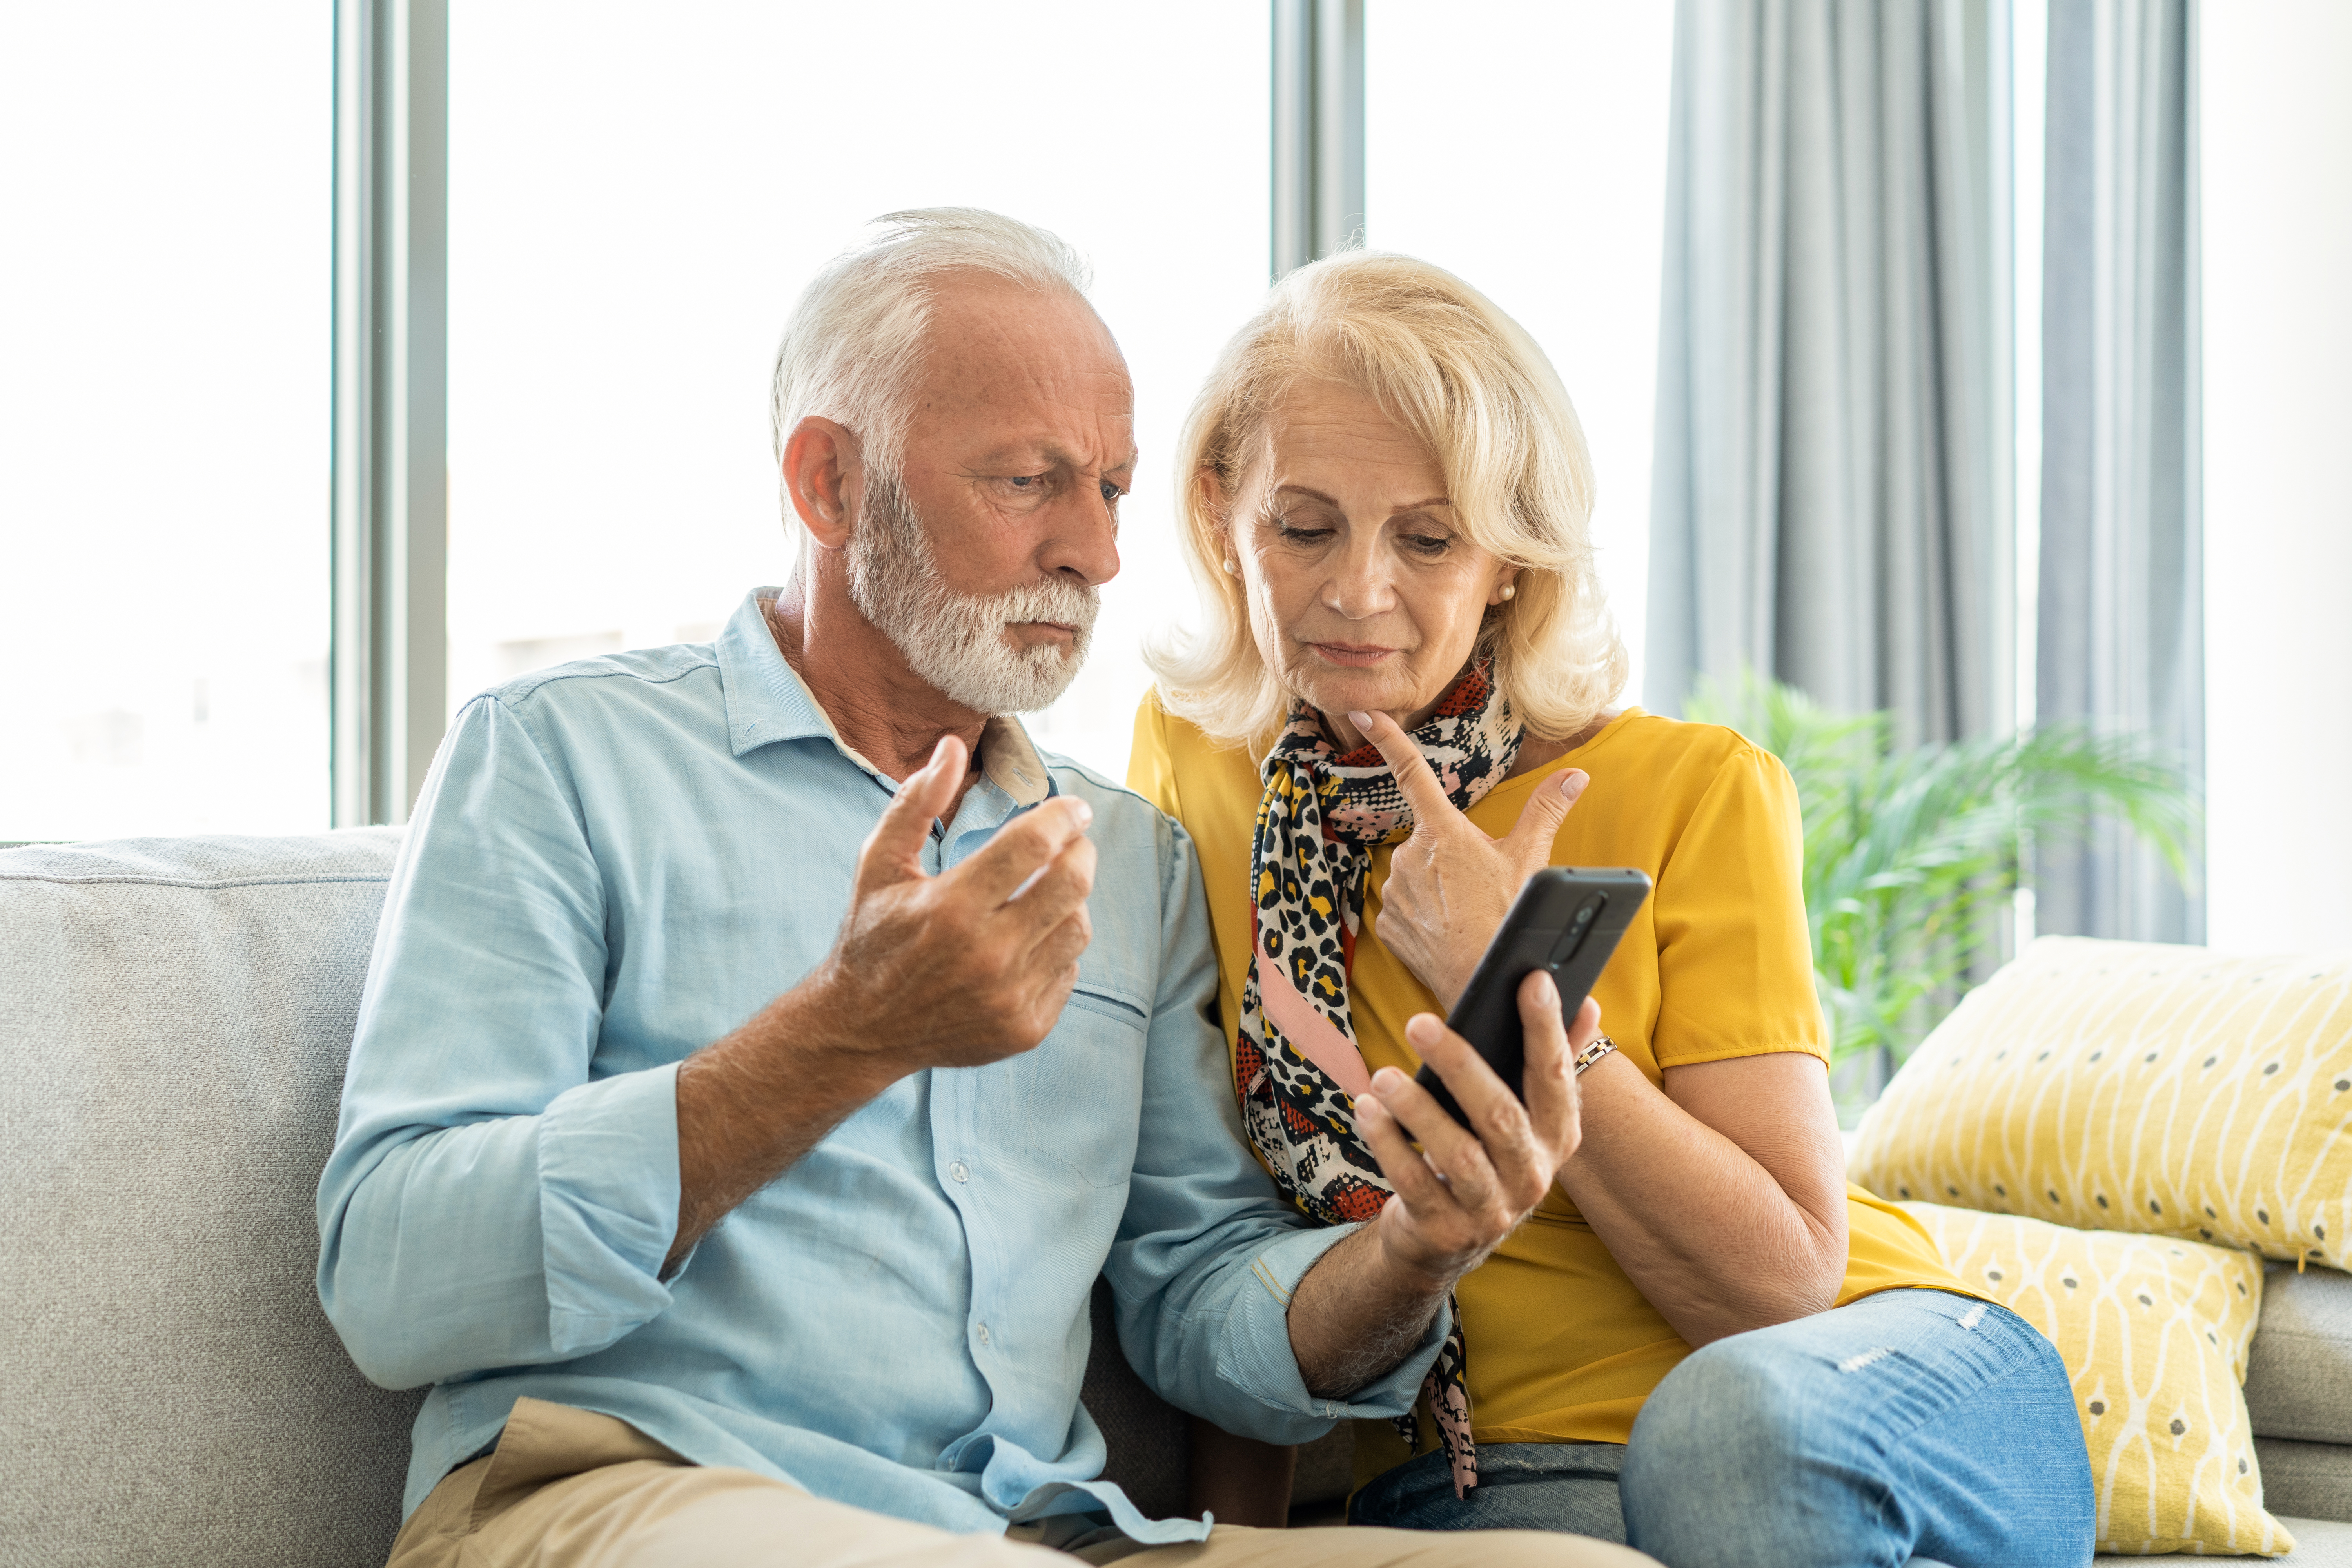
[487,642,722,713]
[441,644,732,791]
[1037,750,1179,848]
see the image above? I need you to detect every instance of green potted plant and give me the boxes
[1684,673,2197,1095]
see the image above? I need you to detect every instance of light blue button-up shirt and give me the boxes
[317,588,1441,1541]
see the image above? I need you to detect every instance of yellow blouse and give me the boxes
[1127,695,1967,1481]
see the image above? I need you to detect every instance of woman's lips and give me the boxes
[1310,641,1399,668]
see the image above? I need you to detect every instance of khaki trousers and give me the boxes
[385,1399,1656,1568]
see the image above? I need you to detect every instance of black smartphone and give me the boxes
[1411,867,1653,1127]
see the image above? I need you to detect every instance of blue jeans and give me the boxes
[1348,1289,2094,1568]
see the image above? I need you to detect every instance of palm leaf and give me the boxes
[1684,671,2197,1070]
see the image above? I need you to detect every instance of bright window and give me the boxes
[0,5,332,839]
[447,2,1271,783]
[1366,0,1677,707]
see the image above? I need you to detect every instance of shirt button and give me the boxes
[948,1161,969,1183]
[976,1323,991,1345]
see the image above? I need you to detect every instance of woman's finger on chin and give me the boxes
[1350,709,1461,827]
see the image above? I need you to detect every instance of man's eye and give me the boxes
[1100,479,1123,503]
[1007,474,1044,489]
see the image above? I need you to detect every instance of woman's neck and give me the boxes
[1504,710,1618,780]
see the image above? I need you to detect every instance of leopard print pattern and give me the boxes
[1235,665,1522,1497]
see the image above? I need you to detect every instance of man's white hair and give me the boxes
[768,207,1094,539]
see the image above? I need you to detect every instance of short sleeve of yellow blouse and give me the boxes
[1126,694,1829,1079]
[1129,693,1966,1459]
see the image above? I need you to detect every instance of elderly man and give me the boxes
[318,209,1640,1568]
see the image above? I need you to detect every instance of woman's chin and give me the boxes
[1290,676,1425,731]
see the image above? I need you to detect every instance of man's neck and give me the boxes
[764,583,990,809]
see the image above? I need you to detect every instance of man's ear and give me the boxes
[782,417,860,550]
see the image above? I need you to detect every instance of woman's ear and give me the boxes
[1198,467,1240,577]
[1490,564,1522,606]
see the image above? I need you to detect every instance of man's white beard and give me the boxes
[845,475,1098,715]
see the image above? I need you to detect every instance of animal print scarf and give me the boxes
[1235,664,1523,1497]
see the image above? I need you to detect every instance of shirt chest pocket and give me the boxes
[1021,984,1149,1188]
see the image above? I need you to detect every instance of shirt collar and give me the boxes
[716,586,1054,807]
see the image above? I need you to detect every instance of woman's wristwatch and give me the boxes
[1571,1035,1617,1076]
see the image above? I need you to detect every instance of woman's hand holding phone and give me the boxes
[1352,970,1592,1286]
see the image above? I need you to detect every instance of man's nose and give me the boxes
[1040,482,1122,587]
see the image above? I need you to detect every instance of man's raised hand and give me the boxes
[820,733,1097,1073]
[666,735,1096,1271]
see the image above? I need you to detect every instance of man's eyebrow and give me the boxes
[968,444,1139,473]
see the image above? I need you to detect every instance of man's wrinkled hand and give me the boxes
[1353,970,1593,1291]
[816,733,1096,1073]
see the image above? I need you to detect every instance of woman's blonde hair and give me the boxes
[1147,250,1628,748]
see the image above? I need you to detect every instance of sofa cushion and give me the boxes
[2254,1440,2352,1528]
[1083,1276,1188,1519]
[1852,938,2352,1270]
[2094,1516,2352,1566]
[2248,1264,2352,1446]
[0,831,421,1568]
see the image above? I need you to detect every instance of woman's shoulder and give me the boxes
[1127,688,1263,829]
[1576,708,1785,793]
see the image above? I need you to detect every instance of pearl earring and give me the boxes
[1223,557,1239,575]
[1499,583,1516,601]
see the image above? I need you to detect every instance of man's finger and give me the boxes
[1351,710,1464,831]
[1514,971,1582,1165]
[1502,767,1588,866]
[1021,955,1085,1035]
[1012,846,1097,953]
[955,795,1095,906]
[855,735,967,891]
[999,818,1096,937]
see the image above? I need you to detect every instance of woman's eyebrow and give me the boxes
[1270,484,1452,513]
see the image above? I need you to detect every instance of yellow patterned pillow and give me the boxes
[1851,937,2352,1268]
[1902,1202,2290,1556]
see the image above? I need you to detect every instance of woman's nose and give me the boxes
[1322,544,1397,620]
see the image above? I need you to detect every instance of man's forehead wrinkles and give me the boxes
[964,431,1137,475]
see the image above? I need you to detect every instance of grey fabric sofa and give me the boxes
[3,829,2348,1566]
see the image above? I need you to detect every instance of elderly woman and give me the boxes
[1126,253,2094,1568]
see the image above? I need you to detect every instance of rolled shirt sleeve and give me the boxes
[1103,817,1447,1443]
[317,693,684,1390]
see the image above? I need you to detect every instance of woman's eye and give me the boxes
[1277,524,1334,545]
[1404,534,1453,555]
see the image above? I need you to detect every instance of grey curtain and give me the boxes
[2034,0,2202,944]
[1648,0,2004,749]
